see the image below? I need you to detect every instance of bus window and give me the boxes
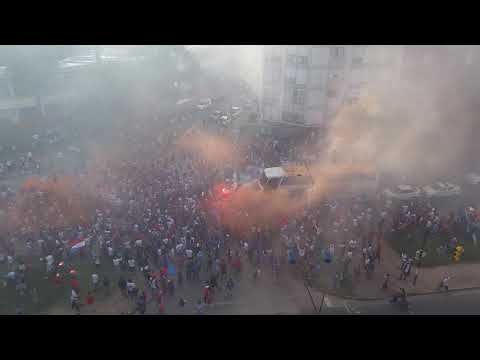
[260,173,281,190]
[281,175,314,187]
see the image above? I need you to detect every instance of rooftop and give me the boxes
[264,167,286,178]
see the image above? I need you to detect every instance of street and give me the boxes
[322,288,480,315]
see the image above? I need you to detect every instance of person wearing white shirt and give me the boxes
[128,258,136,272]
[46,254,54,273]
[92,273,99,291]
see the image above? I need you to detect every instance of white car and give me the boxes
[67,146,81,153]
[197,98,212,110]
[422,182,461,198]
[220,115,231,126]
[465,173,480,185]
[383,185,421,200]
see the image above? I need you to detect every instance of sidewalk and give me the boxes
[329,239,480,300]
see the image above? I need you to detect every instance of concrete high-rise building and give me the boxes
[260,45,405,136]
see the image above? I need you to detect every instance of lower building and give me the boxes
[260,45,405,137]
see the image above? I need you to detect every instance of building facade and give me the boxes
[260,45,405,134]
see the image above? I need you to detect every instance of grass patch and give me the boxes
[0,253,137,314]
[386,225,480,267]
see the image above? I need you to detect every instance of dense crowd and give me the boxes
[0,98,477,314]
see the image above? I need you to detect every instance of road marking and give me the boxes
[324,296,332,307]
[344,301,361,314]
[210,302,235,306]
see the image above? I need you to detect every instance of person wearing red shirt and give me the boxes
[203,285,211,304]
[86,292,95,306]
[158,301,165,315]
[54,273,63,286]
[71,277,79,291]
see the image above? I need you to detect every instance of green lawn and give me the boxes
[0,253,135,315]
[386,225,480,267]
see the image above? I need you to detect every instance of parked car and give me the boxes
[197,98,212,110]
[67,146,81,153]
[422,182,461,198]
[220,115,231,126]
[383,185,421,200]
[465,173,480,185]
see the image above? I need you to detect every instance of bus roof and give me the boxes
[264,165,310,179]
[264,167,286,178]
[282,165,310,177]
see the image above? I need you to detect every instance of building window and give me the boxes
[295,69,307,85]
[282,111,305,123]
[327,90,337,98]
[265,55,281,63]
[272,70,282,82]
[286,65,296,80]
[293,88,305,106]
[287,55,297,66]
[310,69,324,87]
[296,56,308,66]
[352,57,363,66]
[334,47,345,58]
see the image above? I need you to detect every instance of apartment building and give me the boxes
[260,45,404,134]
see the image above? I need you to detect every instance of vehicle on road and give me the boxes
[465,172,480,185]
[197,98,212,110]
[176,98,193,106]
[383,185,421,200]
[422,181,461,198]
[220,115,230,126]
[257,165,315,198]
[67,146,81,153]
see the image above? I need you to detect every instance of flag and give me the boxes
[69,237,86,253]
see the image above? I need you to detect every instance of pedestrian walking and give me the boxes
[91,273,99,292]
[86,292,95,306]
[412,269,419,286]
[195,299,205,315]
[118,276,127,297]
[103,275,110,295]
[439,274,450,292]
[71,289,80,314]
[178,297,187,307]
[382,273,390,290]
[177,270,183,286]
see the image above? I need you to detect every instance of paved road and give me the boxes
[322,288,480,315]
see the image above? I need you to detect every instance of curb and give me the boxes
[313,285,480,302]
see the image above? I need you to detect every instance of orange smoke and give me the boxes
[176,128,240,166]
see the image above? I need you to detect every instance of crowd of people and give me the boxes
[0,93,478,315]
[0,98,322,314]
[0,152,41,179]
